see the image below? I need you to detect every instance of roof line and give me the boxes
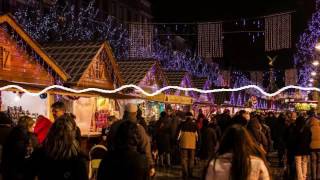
[0,14,69,81]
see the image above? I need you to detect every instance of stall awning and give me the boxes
[0,80,138,99]
[143,93,193,105]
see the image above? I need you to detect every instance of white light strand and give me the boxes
[1,84,320,98]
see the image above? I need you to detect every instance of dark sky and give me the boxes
[152,0,299,22]
[151,0,315,71]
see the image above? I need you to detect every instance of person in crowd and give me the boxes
[197,109,205,130]
[155,111,172,167]
[265,112,277,145]
[171,110,185,166]
[137,108,148,132]
[177,112,198,179]
[2,116,38,180]
[209,114,222,140]
[217,109,232,134]
[205,125,270,180]
[293,116,311,180]
[51,102,81,142]
[274,113,287,166]
[247,118,268,153]
[308,109,320,180]
[0,112,12,170]
[30,114,87,180]
[199,119,217,162]
[258,115,273,152]
[232,110,250,127]
[98,120,148,180]
[34,115,52,144]
[107,103,155,177]
[285,111,298,179]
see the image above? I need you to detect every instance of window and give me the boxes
[119,6,123,20]
[127,9,132,21]
[111,2,116,16]
[94,60,101,79]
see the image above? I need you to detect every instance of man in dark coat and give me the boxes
[107,103,155,177]
[155,111,172,167]
[199,119,217,160]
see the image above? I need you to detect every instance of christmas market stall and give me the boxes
[116,59,169,121]
[41,41,127,135]
[191,76,213,117]
[0,14,69,123]
[163,70,194,111]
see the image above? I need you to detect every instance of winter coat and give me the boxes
[205,153,270,180]
[199,127,217,160]
[178,119,198,150]
[155,117,172,153]
[34,115,52,144]
[217,113,232,133]
[97,150,148,180]
[2,127,39,180]
[30,148,88,180]
[293,126,311,156]
[261,124,272,151]
[310,117,320,150]
[247,119,269,152]
[107,118,154,167]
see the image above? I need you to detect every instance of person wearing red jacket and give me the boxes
[34,115,52,144]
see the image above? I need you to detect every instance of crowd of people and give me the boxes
[0,101,320,180]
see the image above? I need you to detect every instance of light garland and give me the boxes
[1,84,319,97]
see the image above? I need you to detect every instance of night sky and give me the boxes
[151,0,315,71]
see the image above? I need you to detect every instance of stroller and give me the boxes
[88,144,107,180]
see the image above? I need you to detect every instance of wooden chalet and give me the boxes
[41,41,123,90]
[0,14,68,118]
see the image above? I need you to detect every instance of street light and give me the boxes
[316,43,320,51]
[312,71,317,76]
[313,60,320,66]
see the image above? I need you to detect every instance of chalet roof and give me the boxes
[192,76,208,89]
[164,70,188,87]
[41,41,102,84]
[0,14,68,81]
[117,60,157,85]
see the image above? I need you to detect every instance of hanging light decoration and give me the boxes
[265,12,292,51]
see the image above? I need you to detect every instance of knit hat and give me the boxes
[125,103,138,113]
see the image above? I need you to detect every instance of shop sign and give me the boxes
[164,95,193,105]
[145,93,166,102]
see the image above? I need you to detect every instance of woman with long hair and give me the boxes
[205,125,270,180]
[2,116,38,180]
[31,114,88,180]
[98,120,148,180]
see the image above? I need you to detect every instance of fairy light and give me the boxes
[1,84,320,98]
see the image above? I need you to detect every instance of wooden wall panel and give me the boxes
[0,29,54,85]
